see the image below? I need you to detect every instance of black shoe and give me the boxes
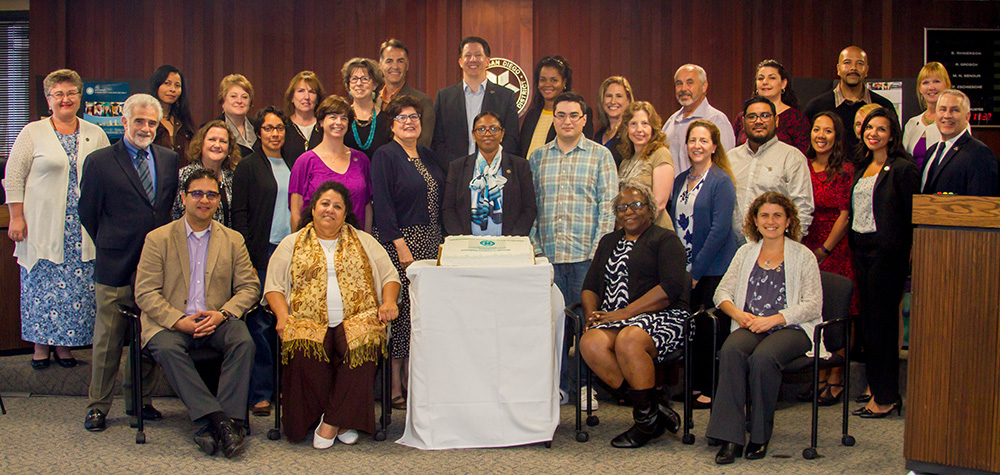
[126,404,163,421]
[858,399,902,419]
[194,425,217,455]
[745,441,769,460]
[84,409,107,432]
[691,397,712,410]
[855,393,872,403]
[661,404,681,434]
[216,419,247,459]
[715,442,744,464]
[796,383,825,402]
[610,388,669,448]
[31,357,50,370]
[817,383,844,407]
[53,355,78,368]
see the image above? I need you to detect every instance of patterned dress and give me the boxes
[373,155,443,359]
[20,130,97,346]
[803,163,860,313]
[590,238,689,361]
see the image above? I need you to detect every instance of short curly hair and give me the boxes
[341,58,385,100]
[743,191,801,242]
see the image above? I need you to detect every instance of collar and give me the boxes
[747,135,781,157]
[833,83,873,107]
[476,144,504,163]
[184,216,212,238]
[463,78,489,95]
[938,126,969,149]
[548,135,585,154]
[672,98,713,122]
[381,82,407,103]
[122,137,149,163]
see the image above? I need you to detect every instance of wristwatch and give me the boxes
[220,310,236,324]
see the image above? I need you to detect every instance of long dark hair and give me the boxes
[752,59,800,110]
[531,55,573,109]
[854,107,908,166]
[298,181,359,231]
[149,65,195,137]
[806,112,848,183]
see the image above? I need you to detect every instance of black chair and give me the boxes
[122,305,252,444]
[260,306,393,442]
[780,271,859,459]
[564,303,717,444]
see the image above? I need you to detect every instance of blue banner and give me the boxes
[83,82,129,140]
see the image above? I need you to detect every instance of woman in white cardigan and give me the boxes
[705,191,822,465]
[2,69,110,369]
[902,62,951,169]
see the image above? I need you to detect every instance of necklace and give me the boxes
[292,118,314,141]
[687,168,707,181]
[352,108,377,150]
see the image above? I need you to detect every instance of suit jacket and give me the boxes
[431,80,520,170]
[79,140,179,287]
[518,104,594,156]
[921,130,999,196]
[376,82,436,148]
[848,152,920,252]
[134,219,260,346]
[441,151,537,236]
[231,144,295,271]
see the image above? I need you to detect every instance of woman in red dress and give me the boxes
[801,111,859,405]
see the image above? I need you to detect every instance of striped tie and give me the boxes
[136,149,155,203]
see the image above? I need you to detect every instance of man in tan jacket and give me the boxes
[135,168,259,458]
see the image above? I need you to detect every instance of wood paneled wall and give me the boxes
[28,0,1000,151]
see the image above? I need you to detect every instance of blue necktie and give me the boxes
[136,149,155,203]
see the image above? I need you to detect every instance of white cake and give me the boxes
[437,235,536,267]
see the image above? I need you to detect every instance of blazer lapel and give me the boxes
[873,156,894,192]
[152,146,175,208]
[929,133,970,188]
[172,220,191,294]
[113,140,151,205]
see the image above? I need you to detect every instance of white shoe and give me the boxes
[580,386,599,411]
[336,429,359,445]
[559,389,570,405]
[313,417,335,449]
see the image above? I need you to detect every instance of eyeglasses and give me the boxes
[554,112,584,122]
[614,201,648,213]
[48,90,81,100]
[745,112,774,122]
[261,125,286,132]
[349,76,372,84]
[474,125,503,135]
[186,190,221,201]
[394,113,421,123]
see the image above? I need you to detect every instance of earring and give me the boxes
[780,88,785,95]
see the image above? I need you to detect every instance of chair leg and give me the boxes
[563,306,589,442]
[268,318,282,441]
[125,308,146,444]
[375,322,392,442]
[681,316,695,444]
[0,390,6,415]
[841,321,855,447]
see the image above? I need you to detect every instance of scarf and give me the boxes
[282,222,386,368]
[469,151,506,231]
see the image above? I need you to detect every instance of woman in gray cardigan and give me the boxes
[705,191,822,465]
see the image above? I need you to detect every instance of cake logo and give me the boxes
[479,240,496,247]
[488,58,530,115]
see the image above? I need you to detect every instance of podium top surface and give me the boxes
[912,195,1000,229]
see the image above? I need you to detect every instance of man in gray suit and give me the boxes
[377,38,435,148]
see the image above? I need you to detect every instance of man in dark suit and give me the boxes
[921,89,999,196]
[431,36,520,170]
[376,38,436,148]
[79,93,179,432]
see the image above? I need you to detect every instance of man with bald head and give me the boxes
[803,45,895,154]
[661,64,735,177]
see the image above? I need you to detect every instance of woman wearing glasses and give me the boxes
[289,95,372,231]
[578,181,689,448]
[371,95,444,411]
[173,121,240,226]
[342,58,391,160]
[4,69,110,369]
[442,111,536,236]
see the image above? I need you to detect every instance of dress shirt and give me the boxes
[123,137,157,202]
[661,98,735,177]
[728,136,814,240]
[183,218,211,315]
[529,136,617,263]
[463,78,488,155]
[921,127,966,190]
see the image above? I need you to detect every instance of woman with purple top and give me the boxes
[289,95,372,231]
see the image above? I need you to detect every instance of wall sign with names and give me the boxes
[925,28,1000,127]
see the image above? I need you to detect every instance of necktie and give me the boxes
[136,149,155,203]
[924,143,946,192]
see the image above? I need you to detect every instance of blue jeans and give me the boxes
[248,243,278,406]
[553,261,591,396]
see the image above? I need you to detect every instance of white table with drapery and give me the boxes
[395,258,564,450]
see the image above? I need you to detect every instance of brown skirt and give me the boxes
[281,324,377,443]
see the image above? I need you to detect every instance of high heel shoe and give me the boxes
[816,383,844,406]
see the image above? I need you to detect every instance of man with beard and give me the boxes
[728,97,814,243]
[660,64,735,177]
[79,93,178,431]
[376,38,434,147]
[803,45,895,154]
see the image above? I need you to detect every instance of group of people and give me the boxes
[4,35,998,462]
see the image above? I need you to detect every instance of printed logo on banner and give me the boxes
[488,58,530,115]
[83,82,129,140]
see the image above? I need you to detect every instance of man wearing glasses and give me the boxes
[134,168,259,458]
[729,97,814,243]
[529,91,617,404]
[661,64,736,177]
[79,93,178,432]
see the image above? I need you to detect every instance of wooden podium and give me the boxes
[905,195,1000,474]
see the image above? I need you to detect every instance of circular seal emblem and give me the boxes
[479,240,496,247]
[487,57,530,115]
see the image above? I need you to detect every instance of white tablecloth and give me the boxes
[396,259,563,450]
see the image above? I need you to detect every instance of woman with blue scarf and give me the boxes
[442,111,536,236]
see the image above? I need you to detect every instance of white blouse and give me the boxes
[851,175,878,234]
[318,238,344,327]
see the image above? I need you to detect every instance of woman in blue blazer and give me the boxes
[668,119,739,408]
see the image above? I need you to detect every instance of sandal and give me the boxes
[391,395,407,410]
[817,383,844,406]
[252,401,271,417]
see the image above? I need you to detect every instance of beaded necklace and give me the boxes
[351,108,377,150]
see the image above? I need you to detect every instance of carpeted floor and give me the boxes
[0,392,907,474]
